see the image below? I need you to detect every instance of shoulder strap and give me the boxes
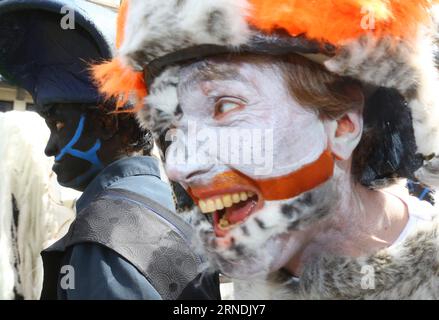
[104,188,196,244]
[62,189,201,299]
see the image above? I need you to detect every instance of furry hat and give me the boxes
[93,0,439,188]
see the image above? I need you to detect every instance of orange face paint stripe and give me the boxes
[188,171,259,202]
[188,149,334,202]
[255,149,334,200]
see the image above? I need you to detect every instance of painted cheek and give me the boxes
[176,64,332,192]
[59,131,78,153]
[165,119,227,184]
[54,115,104,188]
[223,68,330,179]
[230,113,329,180]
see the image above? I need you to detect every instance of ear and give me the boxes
[324,111,363,160]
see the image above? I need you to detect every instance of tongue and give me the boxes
[224,198,257,224]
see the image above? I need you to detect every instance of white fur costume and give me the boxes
[0,111,75,299]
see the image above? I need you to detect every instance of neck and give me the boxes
[284,160,409,276]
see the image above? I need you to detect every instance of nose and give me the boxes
[44,134,59,158]
[165,137,215,185]
[166,162,215,185]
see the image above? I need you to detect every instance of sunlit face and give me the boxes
[163,57,362,278]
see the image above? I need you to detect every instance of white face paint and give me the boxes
[165,59,328,184]
[163,57,363,279]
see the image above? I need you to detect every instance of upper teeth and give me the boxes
[198,191,255,214]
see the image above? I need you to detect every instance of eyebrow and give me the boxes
[179,60,249,92]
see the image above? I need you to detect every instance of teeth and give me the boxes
[215,198,224,210]
[199,200,208,213]
[219,217,230,229]
[206,199,216,213]
[223,195,233,208]
[198,191,258,214]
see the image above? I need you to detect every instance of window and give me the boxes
[0,100,13,112]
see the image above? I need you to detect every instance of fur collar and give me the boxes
[233,210,439,299]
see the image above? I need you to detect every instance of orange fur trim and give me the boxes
[116,0,129,49]
[91,58,146,111]
[92,0,146,112]
[248,0,438,44]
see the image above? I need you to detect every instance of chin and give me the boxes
[210,234,302,280]
[190,180,337,279]
[53,165,73,185]
[56,174,86,191]
[56,176,72,187]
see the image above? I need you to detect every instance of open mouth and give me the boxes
[196,190,263,237]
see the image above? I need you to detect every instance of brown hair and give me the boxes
[84,103,154,156]
[275,54,364,119]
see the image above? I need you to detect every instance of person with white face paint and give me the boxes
[93,0,439,299]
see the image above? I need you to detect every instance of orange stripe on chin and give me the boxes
[188,149,334,202]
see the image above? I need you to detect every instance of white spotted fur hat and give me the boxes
[93,0,439,189]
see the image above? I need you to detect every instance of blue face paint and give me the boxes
[56,114,104,188]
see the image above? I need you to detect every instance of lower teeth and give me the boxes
[219,217,230,229]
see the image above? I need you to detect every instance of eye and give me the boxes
[214,97,245,119]
[55,121,65,131]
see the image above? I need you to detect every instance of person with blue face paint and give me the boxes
[42,108,105,191]
[0,0,220,300]
[53,114,104,189]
